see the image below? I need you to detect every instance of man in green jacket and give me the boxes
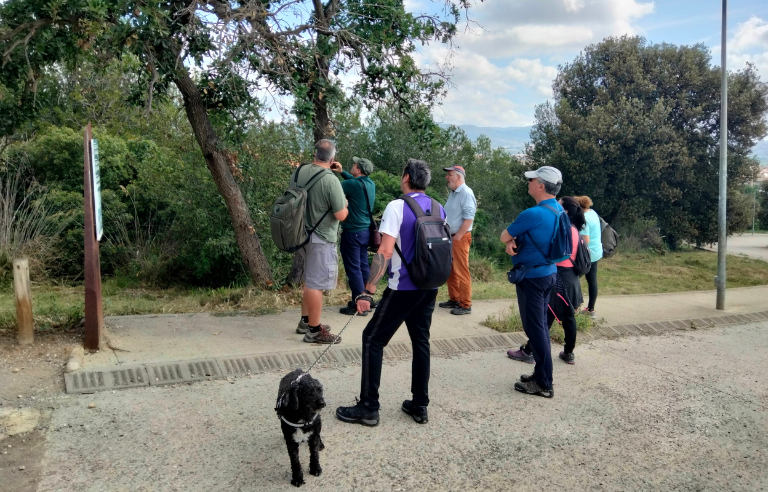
[332,157,376,315]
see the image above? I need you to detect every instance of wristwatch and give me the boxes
[363,289,375,295]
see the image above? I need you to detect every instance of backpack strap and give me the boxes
[293,164,334,239]
[520,202,561,264]
[357,180,375,225]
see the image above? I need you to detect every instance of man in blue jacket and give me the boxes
[500,166,564,398]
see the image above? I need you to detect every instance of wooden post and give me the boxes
[83,123,104,350]
[13,258,33,345]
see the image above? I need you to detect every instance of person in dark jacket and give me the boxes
[332,157,376,315]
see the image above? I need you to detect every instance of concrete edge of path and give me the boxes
[63,309,768,394]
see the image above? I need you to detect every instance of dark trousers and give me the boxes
[360,288,437,411]
[524,293,577,354]
[340,230,370,301]
[584,260,599,311]
[516,274,556,389]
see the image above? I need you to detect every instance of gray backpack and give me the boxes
[599,215,619,258]
[270,164,332,253]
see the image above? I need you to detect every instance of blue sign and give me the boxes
[90,139,103,241]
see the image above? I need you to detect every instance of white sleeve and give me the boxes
[378,200,404,239]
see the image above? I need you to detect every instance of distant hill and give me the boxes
[753,139,768,166]
[440,125,767,164]
[440,124,532,153]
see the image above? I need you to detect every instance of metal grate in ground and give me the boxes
[65,365,148,394]
[64,311,768,394]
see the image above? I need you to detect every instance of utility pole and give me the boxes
[716,0,728,310]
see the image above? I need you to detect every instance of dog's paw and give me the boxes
[309,465,322,477]
[291,477,305,487]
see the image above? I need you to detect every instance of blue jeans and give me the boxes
[340,229,370,301]
[515,274,556,389]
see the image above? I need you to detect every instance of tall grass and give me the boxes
[104,188,179,286]
[0,165,72,284]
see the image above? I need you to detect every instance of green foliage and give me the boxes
[529,36,768,248]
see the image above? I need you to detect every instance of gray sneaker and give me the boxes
[303,325,341,344]
[296,318,309,334]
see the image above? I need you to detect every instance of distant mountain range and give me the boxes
[440,125,532,154]
[442,124,768,165]
[753,139,768,166]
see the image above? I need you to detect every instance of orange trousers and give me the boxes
[447,232,472,308]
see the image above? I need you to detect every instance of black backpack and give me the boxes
[572,233,592,276]
[394,195,453,290]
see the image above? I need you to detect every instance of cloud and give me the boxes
[419,0,655,126]
[714,16,768,76]
[456,0,655,57]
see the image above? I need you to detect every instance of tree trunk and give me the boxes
[174,69,275,287]
[286,65,334,286]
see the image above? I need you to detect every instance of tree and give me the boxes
[0,0,468,286]
[529,36,768,247]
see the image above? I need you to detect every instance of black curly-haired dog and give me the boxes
[275,368,326,487]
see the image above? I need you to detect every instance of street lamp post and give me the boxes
[716,0,728,310]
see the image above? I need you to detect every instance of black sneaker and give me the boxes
[514,380,554,398]
[559,351,575,364]
[339,304,368,316]
[335,402,379,426]
[438,300,460,309]
[450,306,471,315]
[401,400,428,424]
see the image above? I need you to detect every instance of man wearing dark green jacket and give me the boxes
[331,156,376,315]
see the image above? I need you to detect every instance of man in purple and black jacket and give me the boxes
[336,158,446,427]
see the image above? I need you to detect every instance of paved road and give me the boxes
[706,233,768,261]
[21,321,768,491]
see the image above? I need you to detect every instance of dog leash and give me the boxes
[305,308,360,373]
[277,297,373,414]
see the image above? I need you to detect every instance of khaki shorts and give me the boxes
[304,233,339,290]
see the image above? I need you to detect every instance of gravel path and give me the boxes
[31,322,768,491]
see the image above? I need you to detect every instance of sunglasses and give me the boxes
[527,178,536,182]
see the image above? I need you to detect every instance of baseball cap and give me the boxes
[352,156,374,175]
[442,165,466,177]
[524,166,562,184]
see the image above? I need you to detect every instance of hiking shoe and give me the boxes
[514,380,554,398]
[296,319,309,334]
[519,372,535,383]
[303,325,341,344]
[401,400,429,424]
[450,306,471,315]
[335,402,379,426]
[339,304,368,316]
[581,308,596,320]
[559,351,575,364]
[506,346,534,364]
[438,300,460,309]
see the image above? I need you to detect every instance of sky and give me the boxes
[415,0,768,128]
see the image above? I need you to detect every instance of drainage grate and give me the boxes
[65,365,148,394]
[383,342,412,358]
[252,354,285,373]
[145,359,220,386]
[218,357,254,376]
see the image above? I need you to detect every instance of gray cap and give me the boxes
[525,166,562,184]
[352,156,374,175]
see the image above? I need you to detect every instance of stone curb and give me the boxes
[64,310,768,394]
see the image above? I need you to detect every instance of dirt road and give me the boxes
[4,321,765,491]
